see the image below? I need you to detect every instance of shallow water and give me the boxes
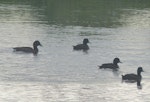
[0,1,150,102]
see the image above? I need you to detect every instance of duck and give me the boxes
[13,40,42,55]
[122,67,144,82]
[99,58,122,69]
[73,38,89,51]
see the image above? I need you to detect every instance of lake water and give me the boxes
[0,0,150,102]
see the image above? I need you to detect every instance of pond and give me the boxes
[0,0,150,102]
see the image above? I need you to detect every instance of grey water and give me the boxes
[0,0,150,102]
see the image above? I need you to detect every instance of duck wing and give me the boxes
[13,47,33,53]
[122,73,138,80]
[99,63,118,69]
[73,44,89,50]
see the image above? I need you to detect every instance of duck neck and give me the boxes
[137,71,141,76]
[113,61,118,65]
[83,42,87,45]
[33,46,38,54]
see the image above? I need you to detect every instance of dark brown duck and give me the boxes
[99,58,122,69]
[73,38,89,51]
[13,40,42,55]
[122,67,144,82]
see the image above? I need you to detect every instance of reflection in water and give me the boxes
[0,82,146,101]
[43,0,150,27]
[120,9,150,28]
[137,80,142,90]
[112,69,120,77]
[122,80,143,90]
[1,0,150,28]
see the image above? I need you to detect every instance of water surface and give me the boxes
[0,0,150,102]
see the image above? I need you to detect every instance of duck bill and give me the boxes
[40,44,42,46]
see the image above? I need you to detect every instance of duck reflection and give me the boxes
[137,80,142,89]
[112,69,120,76]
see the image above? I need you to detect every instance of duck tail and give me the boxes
[73,46,76,50]
[98,66,102,69]
[121,75,124,80]
[13,47,18,51]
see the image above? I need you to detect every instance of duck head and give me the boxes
[33,40,42,47]
[137,67,144,74]
[83,38,89,45]
[113,58,122,64]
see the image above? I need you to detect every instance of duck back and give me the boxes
[13,47,33,53]
[99,63,119,69]
[122,67,143,82]
[73,44,89,50]
[13,40,41,55]
[122,74,138,80]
